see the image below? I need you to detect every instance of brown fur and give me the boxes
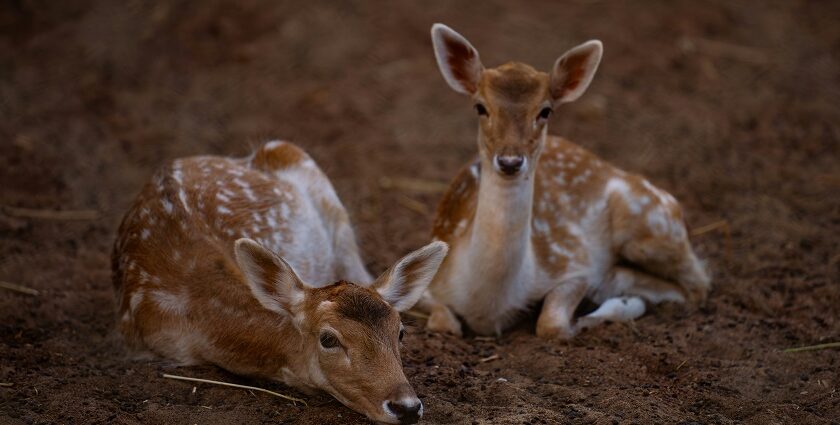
[251,141,308,171]
[325,281,396,333]
[112,141,422,423]
[432,160,479,241]
[481,63,547,104]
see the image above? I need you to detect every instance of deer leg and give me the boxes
[592,266,687,305]
[577,266,687,332]
[620,238,711,305]
[416,291,463,336]
[576,296,646,331]
[608,186,712,306]
[536,277,588,340]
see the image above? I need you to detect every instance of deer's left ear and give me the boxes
[550,40,603,104]
[371,241,449,312]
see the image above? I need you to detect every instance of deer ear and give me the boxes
[550,40,603,104]
[234,238,306,316]
[371,241,449,312]
[431,23,483,95]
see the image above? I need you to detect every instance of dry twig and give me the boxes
[0,383,13,387]
[162,373,307,406]
[0,281,39,296]
[480,354,500,363]
[2,206,99,221]
[690,220,728,237]
[396,195,430,215]
[783,342,840,353]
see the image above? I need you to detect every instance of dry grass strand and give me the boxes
[162,373,307,406]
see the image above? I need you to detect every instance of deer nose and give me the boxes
[385,397,422,425]
[495,155,525,176]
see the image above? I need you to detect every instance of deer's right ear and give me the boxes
[234,238,306,316]
[431,23,483,95]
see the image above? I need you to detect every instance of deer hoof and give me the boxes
[427,308,463,337]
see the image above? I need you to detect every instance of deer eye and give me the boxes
[398,326,405,342]
[475,103,489,117]
[537,107,552,121]
[319,331,340,349]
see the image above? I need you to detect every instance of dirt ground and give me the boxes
[1,0,839,423]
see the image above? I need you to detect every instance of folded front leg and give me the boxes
[536,277,588,340]
[417,291,463,336]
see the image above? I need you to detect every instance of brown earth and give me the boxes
[1,0,839,423]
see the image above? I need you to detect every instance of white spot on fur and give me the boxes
[469,163,479,178]
[607,178,645,215]
[129,289,144,312]
[534,218,550,235]
[558,193,571,206]
[233,178,257,201]
[646,208,669,234]
[217,205,231,215]
[455,219,467,234]
[178,189,190,214]
[150,290,188,315]
[265,140,285,150]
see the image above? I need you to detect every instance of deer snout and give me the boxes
[494,154,526,176]
[383,384,422,425]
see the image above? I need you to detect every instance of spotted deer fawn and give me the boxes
[112,141,448,424]
[419,24,710,338]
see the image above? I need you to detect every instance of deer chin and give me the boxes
[326,388,400,424]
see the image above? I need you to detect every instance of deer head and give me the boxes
[235,239,448,424]
[431,23,602,179]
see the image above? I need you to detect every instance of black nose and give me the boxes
[495,155,525,175]
[386,399,422,425]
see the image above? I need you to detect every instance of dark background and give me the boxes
[1,0,838,423]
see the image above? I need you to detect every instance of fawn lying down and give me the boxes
[420,24,710,338]
[113,140,447,424]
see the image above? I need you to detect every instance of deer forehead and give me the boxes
[309,282,400,335]
[479,63,549,106]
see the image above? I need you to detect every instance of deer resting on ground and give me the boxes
[420,24,710,339]
[113,141,447,424]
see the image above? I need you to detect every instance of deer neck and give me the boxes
[467,158,535,279]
